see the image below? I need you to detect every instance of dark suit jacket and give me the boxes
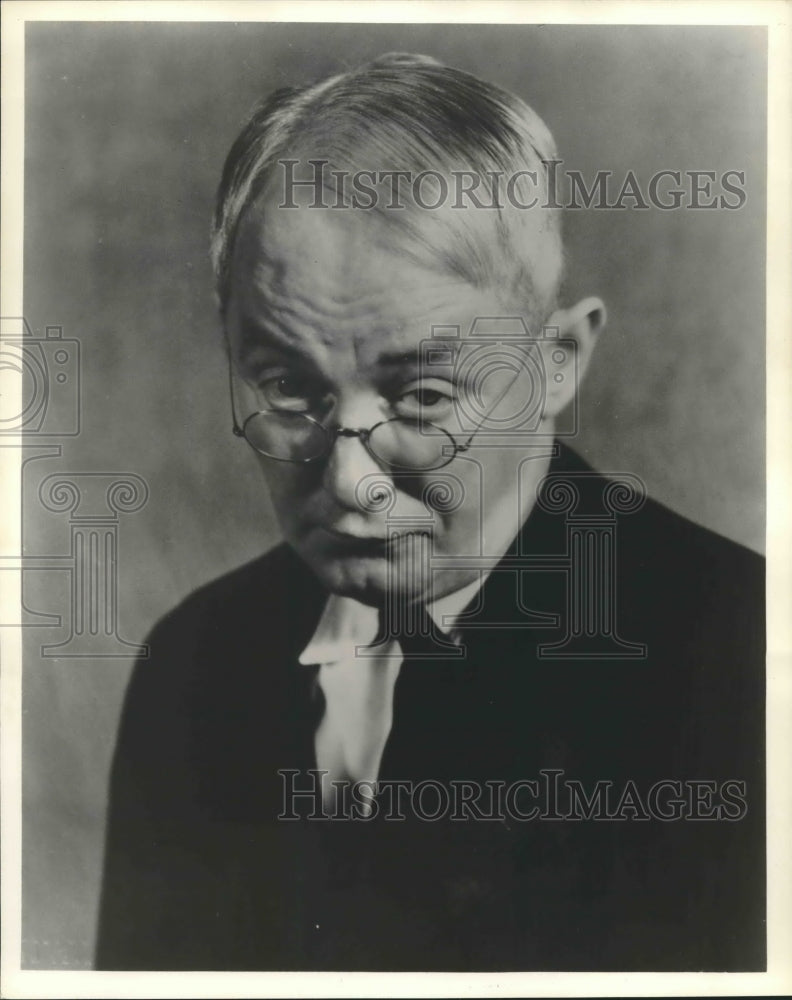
[96,444,765,971]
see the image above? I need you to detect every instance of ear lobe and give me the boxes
[540,296,606,421]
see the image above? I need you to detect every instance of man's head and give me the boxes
[213,53,605,605]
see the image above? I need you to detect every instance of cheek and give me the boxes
[424,460,485,539]
[424,484,482,552]
[257,460,313,514]
[427,454,521,545]
[432,506,477,550]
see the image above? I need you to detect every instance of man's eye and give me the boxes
[259,374,325,412]
[394,383,455,419]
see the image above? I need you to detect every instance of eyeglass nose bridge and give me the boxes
[334,426,371,441]
[327,425,379,463]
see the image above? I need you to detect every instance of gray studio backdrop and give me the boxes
[21,23,765,967]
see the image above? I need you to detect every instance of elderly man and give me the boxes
[97,54,764,971]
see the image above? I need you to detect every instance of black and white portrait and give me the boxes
[4,8,784,992]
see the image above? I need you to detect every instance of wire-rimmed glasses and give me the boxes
[234,407,466,471]
[228,355,525,472]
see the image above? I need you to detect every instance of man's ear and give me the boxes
[540,296,606,419]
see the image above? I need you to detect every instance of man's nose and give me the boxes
[321,426,386,511]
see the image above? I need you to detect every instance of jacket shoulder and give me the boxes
[156,543,306,625]
[142,543,323,656]
[558,444,764,585]
[116,543,322,755]
[621,492,764,628]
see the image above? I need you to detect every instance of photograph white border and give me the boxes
[2,2,790,997]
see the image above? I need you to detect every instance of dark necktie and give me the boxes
[376,598,462,661]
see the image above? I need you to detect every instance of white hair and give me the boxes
[211,53,564,324]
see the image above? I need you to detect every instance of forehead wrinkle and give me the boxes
[232,207,517,371]
[249,256,392,329]
[238,278,398,381]
[249,254,418,356]
[241,205,476,309]
[244,260,471,367]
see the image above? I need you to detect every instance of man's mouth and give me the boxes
[322,526,386,542]
[314,525,430,551]
[317,526,393,550]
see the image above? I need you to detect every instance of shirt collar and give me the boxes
[297,573,489,667]
[297,593,380,666]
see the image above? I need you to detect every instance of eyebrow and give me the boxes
[235,321,314,369]
[375,349,420,367]
[375,343,459,368]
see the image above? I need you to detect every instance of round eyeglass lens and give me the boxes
[243,411,329,461]
[366,418,455,471]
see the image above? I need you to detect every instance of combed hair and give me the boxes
[211,53,564,321]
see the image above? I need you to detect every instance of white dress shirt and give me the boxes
[298,577,486,812]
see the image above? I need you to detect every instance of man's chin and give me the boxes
[294,545,429,606]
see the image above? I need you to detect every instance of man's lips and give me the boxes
[318,526,390,545]
[313,525,430,548]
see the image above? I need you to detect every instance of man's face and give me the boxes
[224,199,559,605]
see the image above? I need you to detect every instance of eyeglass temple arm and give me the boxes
[456,362,527,452]
[228,355,246,437]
